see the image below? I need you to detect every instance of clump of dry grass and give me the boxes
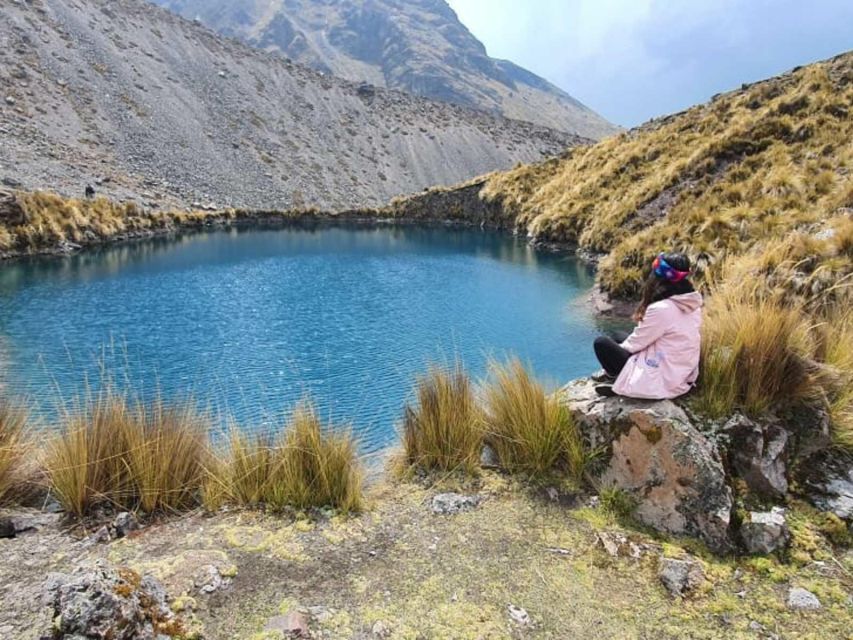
[206,401,363,513]
[696,289,817,418]
[122,401,209,513]
[815,308,853,449]
[399,366,482,475]
[483,358,587,479]
[0,404,30,505]
[43,392,209,517]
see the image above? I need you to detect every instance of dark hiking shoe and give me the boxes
[595,384,618,398]
[591,369,615,383]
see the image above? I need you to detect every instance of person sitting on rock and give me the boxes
[592,252,703,399]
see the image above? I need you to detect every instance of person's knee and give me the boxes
[594,336,610,351]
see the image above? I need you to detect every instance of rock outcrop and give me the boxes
[798,450,853,522]
[721,414,789,498]
[561,379,734,553]
[42,563,186,639]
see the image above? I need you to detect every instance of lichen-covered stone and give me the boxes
[561,379,733,553]
[41,562,183,639]
[431,493,481,515]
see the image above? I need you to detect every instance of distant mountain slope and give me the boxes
[0,0,584,210]
[150,0,618,139]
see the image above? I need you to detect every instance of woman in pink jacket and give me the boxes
[593,252,703,399]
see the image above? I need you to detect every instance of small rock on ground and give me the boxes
[787,587,821,611]
[508,604,530,626]
[265,611,310,637]
[431,493,481,515]
[371,619,392,637]
[741,507,790,555]
[658,557,705,597]
[112,512,139,538]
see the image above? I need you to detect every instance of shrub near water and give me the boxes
[484,358,587,479]
[207,402,364,513]
[0,404,30,505]
[44,393,209,517]
[399,366,482,474]
[122,401,209,513]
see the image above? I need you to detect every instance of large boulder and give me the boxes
[42,562,185,639]
[561,379,733,553]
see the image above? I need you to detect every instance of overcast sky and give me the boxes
[446,0,853,127]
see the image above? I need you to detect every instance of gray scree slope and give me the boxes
[150,0,619,139]
[0,0,585,210]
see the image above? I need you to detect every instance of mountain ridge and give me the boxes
[149,0,618,139]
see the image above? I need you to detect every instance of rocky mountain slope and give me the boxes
[150,0,618,139]
[0,0,584,210]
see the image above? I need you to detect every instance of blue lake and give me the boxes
[0,224,616,453]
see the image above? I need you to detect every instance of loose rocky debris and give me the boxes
[562,379,733,553]
[1,0,581,212]
[41,562,187,639]
[786,586,822,611]
[596,531,655,559]
[741,508,791,555]
[430,493,481,515]
[658,557,705,597]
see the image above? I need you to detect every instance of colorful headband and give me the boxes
[652,254,690,283]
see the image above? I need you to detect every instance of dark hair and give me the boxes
[634,252,694,321]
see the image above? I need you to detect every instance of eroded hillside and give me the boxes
[0,0,584,210]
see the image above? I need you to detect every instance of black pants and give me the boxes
[594,330,631,378]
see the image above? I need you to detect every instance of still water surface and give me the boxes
[0,225,614,453]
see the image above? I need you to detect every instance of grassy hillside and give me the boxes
[482,52,852,303]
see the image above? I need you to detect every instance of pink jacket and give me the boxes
[613,292,703,400]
